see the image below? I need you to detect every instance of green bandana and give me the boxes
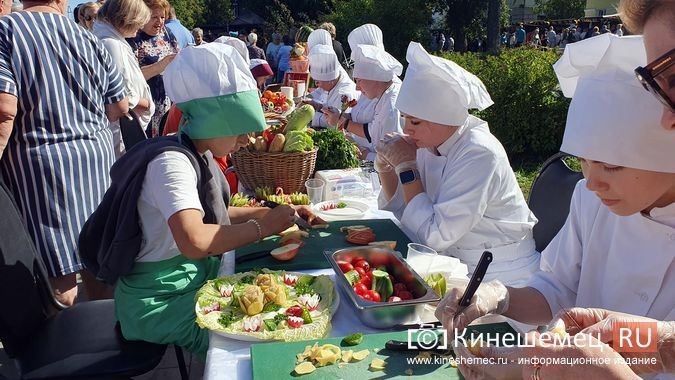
[177,90,266,139]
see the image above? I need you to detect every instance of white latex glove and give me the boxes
[374,152,393,173]
[570,309,675,375]
[375,133,417,167]
[434,278,510,340]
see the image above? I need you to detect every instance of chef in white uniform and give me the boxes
[304,44,357,128]
[377,42,539,286]
[304,29,333,105]
[324,44,403,160]
[436,34,675,380]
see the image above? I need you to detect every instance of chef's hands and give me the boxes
[259,204,295,236]
[435,278,510,340]
[301,98,322,112]
[376,133,417,171]
[374,153,394,173]
[321,106,340,127]
[564,308,675,374]
[294,205,328,226]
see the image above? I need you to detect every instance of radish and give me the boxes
[270,243,300,261]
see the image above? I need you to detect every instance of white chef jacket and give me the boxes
[311,71,358,128]
[380,115,539,286]
[528,180,675,321]
[360,82,402,161]
[94,21,155,158]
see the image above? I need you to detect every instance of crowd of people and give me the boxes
[0,0,673,377]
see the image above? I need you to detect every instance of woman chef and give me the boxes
[376,42,540,286]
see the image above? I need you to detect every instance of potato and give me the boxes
[253,136,268,152]
[268,133,286,152]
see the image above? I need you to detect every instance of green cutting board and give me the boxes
[235,219,412,272]
[250,323,518,379]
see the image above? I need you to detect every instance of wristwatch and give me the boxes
[398,168,420,185]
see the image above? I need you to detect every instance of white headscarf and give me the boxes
[309,44,340,81]
[396,42,493,126]
[348,24,384,59]
[352,44,402,82]
[556,34,675,173]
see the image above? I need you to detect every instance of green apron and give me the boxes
[115,254,221,355]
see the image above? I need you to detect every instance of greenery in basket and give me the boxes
[311,129,360,171]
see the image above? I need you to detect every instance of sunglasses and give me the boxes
[634,47,675,112]
[84,15,96,22]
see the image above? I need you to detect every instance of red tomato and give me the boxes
[393,283,408,296]
[353,260,371,272]
[398,291,413,300]
[354,267,367,278]
[353,282,368,296]
[337,261,354,273]
[285,305,303,317]
[287,316,304,329]
[360,276,372,289]
[360,292,374,301]
[368,290,381,302]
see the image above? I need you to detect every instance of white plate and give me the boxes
[198,272,340,342]
[313,199,369,220]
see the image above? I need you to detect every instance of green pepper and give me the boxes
[371,270,393,300]
[263,319,277,331]
[341,333,364,346]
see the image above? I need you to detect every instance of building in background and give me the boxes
[508,0,537,24]
[584,0,619,17]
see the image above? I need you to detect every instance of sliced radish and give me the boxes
[270,243,300,261]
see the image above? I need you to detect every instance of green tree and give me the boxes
[171,0,205,29]
[203,0,235,26]
[264,0,295,36]
[443,0,509,52]
[534,0,585,20]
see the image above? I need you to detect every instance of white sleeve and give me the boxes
[101,39,140,109]
[400,149,498,251]
[526,181,586,313]
[368,96,401,147]
[143,151,205,221]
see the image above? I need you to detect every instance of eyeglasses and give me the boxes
[84,15,96,22]
[634,47,675,112]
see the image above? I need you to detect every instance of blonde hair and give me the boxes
[98,0,151,31]
[318,22,336,39]
[79,2,100,18]
[142,0,169,16]
[619,0,675,33]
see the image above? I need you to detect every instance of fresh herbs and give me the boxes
[262,302,282,313]
[239,275,255,284]
[311,129,360,170]
[218,311,237,328]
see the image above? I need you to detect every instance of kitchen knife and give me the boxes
[262,200,313,230]
[235,249,272,265]
[457,251,493,312]
[384,332,450,353]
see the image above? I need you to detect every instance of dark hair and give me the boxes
[282,35,290,45]
[73,4,82,23]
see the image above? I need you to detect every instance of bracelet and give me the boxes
[248,219,263,242]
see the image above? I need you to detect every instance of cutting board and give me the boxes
[235,219,412,272]
[250,323,518,379]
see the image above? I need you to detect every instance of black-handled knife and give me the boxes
[262,200,313,230]
[384,332,450,352]
[457,251,493,310]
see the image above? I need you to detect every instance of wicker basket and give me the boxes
[231,147,318,193]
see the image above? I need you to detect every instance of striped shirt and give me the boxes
[0,12,125,276]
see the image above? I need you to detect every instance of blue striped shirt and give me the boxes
[0,12,125,276]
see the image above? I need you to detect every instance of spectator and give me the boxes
[515,23,526,47]
[437,32,446,53]
[192,27,204,45]
[531,27,541,46]
[318,22,349,70]
[0,0,9,15]
[164,6,193,48]
[246,32,266,60]
[591,25,601,37]
[249,59,273,91]
[71,3,81,23]
[444,34,454,51]
[266,32,282,72]
[600,24,610,34]
[275,35,292,83]
[237,30,246,43]
[614,23,624,36]
[0,0,128,305]
[10,0,20,11]
[94,0,154,158]
[127,0,178,137]
[78,2,99,32]
[547,26,557,47]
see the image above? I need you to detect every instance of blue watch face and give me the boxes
[399,169,417,184]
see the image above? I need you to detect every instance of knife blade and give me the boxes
[262,200,313,230]
[457,251,493,313]
[235,249,271,264]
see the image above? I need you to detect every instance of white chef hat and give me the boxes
[307,29,332,53]
[556,34,675,173]
[348,24,384,59]
[352,44,402,82]
[396,42,493,126]
[214,36,250,64]
[309,44,340,81]
[163,44,265,139]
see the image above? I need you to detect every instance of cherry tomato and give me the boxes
[287,316,304,328]
[285,305,303,317]
[354,267,367,278]
[398,290,413,300]
[360,292,374,301]
[364,270,374,280]
[367,290,381,302]
[387,296,402,302]
[353,282,369,296]
[360,276,372,289]
[393,283,408,296]
[337,260,354,273]
[353,260,371,272]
